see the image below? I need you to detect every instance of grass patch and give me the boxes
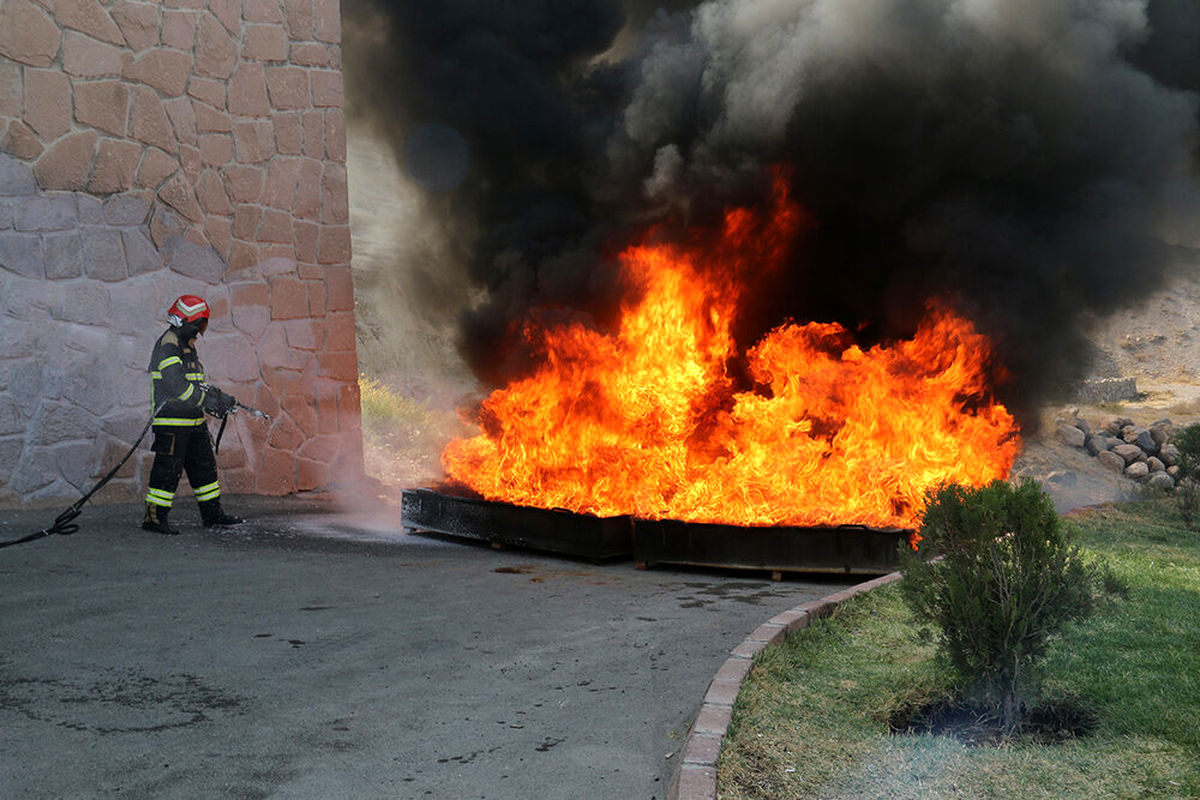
[717,499,1200,799]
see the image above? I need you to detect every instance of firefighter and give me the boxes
[142,294,244,535]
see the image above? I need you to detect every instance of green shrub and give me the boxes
[1171,423,1200,530]
[899,479,1097,735]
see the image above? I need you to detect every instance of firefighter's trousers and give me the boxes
[144,425,221,509]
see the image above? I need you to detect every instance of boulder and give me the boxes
[1056,423,1086,448]
[1147,472,1176,492]
[1113,443,1148,464]
[1147,457,1166,473]
[1097,450,1127,474]
[1159,443,1181,466]
[1135,429,1159,455]
[1125,461,1150,480]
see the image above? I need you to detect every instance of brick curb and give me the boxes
[666,570,904,800]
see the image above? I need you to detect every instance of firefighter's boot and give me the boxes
[199,499,243,528]
[142,503,181,535]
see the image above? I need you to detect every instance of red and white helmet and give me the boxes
[167,294,210,331]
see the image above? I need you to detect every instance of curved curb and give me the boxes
[667,570,905,800]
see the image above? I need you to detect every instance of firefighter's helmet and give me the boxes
[167,295,210,333]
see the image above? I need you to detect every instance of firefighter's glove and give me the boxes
[203,387,238,418]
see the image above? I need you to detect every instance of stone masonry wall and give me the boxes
[0,0,362,508]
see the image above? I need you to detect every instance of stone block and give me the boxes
[283,0,313,40]
[209,0,241,35]
[130,85,179,153]
[0,60,22,119]
[324,263,353,310]
[123,228,162,275]
[310,70,343,108]
[320,163,348,223]
[293,220,318,262]
[322,311,355,352]
[14,194,78,232]
[300,110,324,159]
[0,0,62,67]
[196,170,233,215]
[196,12,238,80]
[24,69,72,141]
[233,203,262,239]
[318,350,358,381]
[270,276,309,319]
[199,132,235,167]
[110,1,160,52]
[0,233,43,277]
[306,280,324,315]
[169,240,225,282]
[323,108,346,162]
[75,81,130,138]
[317,224,351,264]
[29,400,99,446]
[228,62,272,117]
[62,31,126,77]
[149,206,184,248]
[242,0,284,23]
[229,239,259,273]
[222,165,265,203]
[104,194,152,226]
[273,112,302,155]
[256,445,296,494]
[289,43,335,68]
[263,157,301,209]
[267,412,305,451]
[256,209,293,243]
[204,214,233,260]
[313,0,340,43]
[56,0,125,46]
[189,77,228,111]
[266,65,309,110]
[76,194,104,223]
[193,101,232,134]
[82,227,128,281]
[244,24,289,62]
[35,131,100,191]
[8,446,57,494]
[233,120,275,163]
[285,395,321,438]
[165,97,199,148]
[3,121,44,161]
[0,154,37,196]
[294,157,322,218]
[44,233,83,279]
[295,456,328,491]
[282,318,320,351]
[260,250,296,275]
[161,9,198,49]
[158,172,204,222]
[136,146,179,190]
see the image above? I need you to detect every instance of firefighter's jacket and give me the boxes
[148,328,209,428]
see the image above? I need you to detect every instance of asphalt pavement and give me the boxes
[1,493,854,800]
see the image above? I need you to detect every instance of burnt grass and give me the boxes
[889,697,1099,747]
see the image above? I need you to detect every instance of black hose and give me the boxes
[0,404,164,550]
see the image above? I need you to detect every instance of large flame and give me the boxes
[443,177,1020,529]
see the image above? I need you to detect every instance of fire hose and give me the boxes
[1,390,270,550]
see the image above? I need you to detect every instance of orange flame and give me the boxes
[443,177,1020,530]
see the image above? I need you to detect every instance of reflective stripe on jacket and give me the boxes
[148,328,208,427]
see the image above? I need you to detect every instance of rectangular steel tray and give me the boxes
[401,488,633,561]
[632,518,909,576]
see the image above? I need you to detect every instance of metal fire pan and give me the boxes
[632,518,910,577]
[401,489,633,562]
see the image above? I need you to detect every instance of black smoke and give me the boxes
[343,0,1200,425]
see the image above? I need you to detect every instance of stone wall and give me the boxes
[0,0,362,508]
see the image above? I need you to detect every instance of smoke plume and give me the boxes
[343,0,1200,425]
